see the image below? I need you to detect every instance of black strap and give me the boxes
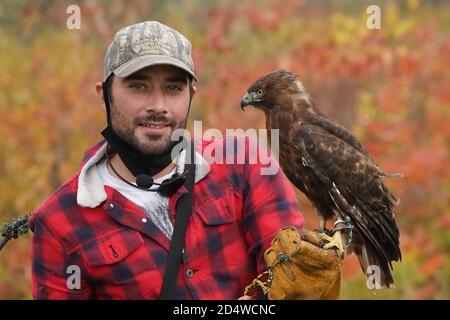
[159,142,196,300]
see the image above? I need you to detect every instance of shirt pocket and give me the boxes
[72,229,162,299]
[191,191,248,267]
[195,196,237,225]
[76,228,144,267]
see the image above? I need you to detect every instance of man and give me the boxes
[30,21,303,299]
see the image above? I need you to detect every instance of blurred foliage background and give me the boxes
[0,0,449,299]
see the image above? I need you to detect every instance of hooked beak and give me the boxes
[240,92,258,111]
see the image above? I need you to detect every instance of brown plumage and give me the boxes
[241,69,402,288]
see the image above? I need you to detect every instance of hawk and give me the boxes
[240,69,402,288]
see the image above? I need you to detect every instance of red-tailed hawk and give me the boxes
[241,69,402,288]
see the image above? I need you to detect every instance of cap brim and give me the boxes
[112,55,198,82]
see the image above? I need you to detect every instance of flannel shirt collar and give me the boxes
[77,141,210,208]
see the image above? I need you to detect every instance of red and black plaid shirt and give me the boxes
[30,137,303,299]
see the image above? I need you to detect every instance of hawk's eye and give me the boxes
[256,89,264,96]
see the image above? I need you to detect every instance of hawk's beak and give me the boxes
[240,92,256,111]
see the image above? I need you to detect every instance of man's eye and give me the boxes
[129,83,146,90]
[167,84,183,91]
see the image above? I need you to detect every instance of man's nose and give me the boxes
[145,88,167,113]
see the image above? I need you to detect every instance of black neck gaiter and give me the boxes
[101,126,182,177]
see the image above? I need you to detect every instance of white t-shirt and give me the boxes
[97,157,175,240]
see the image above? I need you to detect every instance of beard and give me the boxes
[111,108,186,156]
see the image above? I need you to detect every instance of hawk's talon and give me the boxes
[314,227,334,237]
[319,231,345,256]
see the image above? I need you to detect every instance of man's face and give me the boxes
[106,65,195,156]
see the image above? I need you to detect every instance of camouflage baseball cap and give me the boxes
[103,21,198,82]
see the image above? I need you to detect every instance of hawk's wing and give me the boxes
[289,123,401,286]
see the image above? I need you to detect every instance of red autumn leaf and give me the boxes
[419,254,445,276]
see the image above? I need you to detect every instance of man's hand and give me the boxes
[264,226,343,300]
[243,226,343,300]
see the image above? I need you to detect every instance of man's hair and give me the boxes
[104,73,194,105]
[105,75,114,104]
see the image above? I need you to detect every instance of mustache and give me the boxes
[134,114,177,127]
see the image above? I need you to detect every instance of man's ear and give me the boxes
[191,85,197,98]
[95,82,105,110]
[96,82,104,100]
